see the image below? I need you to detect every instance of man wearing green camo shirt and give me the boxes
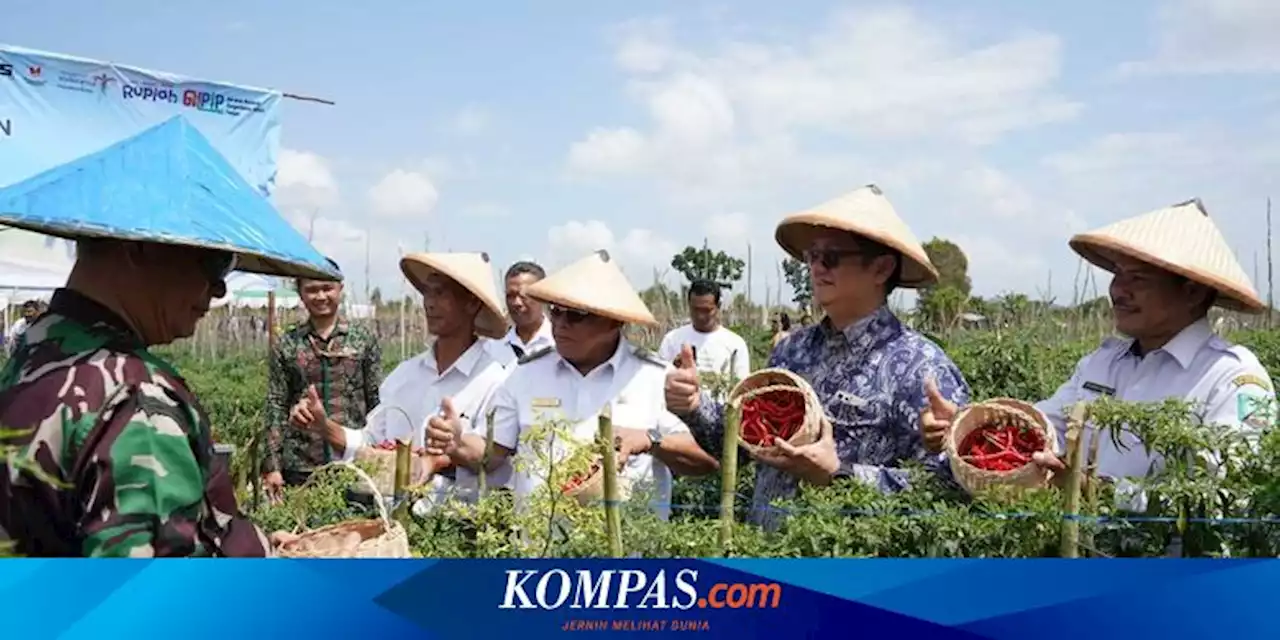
[0,239,305,557]
[262,258,382,496]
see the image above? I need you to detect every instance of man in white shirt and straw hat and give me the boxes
[426,249,719,520]
[665,185,972,531]
[290,251,514,505]
[921,198,1277,504]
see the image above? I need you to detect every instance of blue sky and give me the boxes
[4,0,1279,307]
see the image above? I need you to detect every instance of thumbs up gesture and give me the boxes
[288,384,328,431]
[425,397,463,457]
[920,377,958,454]
[664,344,701,415]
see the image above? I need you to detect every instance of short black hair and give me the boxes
[778,313,792,331]
[506,261,546,281]
[848,235,903,299]
[295,257,343,289]
[21,300,38,311]
[687,279,721,306]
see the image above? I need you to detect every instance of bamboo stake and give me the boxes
[718,402,741,553]
[1081,422,1103,556]
[1059,402,1089,557]
[480,407,496,499]
[598,404,623,557]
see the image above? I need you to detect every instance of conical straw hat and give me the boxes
[525,250,658,327]
[775,184,939,288]
[400,252,509,339]
[1069,198,1263,313]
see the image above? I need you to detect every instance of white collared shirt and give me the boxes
[341,338,513,493]
[490,318,555,366]
[1036,318,1276,502]
[488,339,690,520]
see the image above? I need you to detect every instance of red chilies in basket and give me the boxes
[958,423,1046,472]
[740,389,806,447]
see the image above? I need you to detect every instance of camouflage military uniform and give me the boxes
[264,319,381,483]
[0,289,269,557]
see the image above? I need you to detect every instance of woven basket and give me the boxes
[562,456,632,507]
[276,463,412,559]
[354,447,397,495]
[945,398,1057,496]
[727,368,826,458]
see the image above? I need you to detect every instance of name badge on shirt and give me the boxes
[531,397,562,408]
[1082,381,1116,396]
[834,390,866,407]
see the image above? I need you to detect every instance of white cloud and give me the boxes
[1120,0,1280,75]
[368,169,440,219]
[275,149,339,210]
[545,219,679,286]
[704,211,752,248]
[449,105,491,136]
[958,167,1036,219]
[567,127,647,174]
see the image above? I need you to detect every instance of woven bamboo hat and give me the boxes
[525,249,659,327]
[400,252,509,338]
[1069,198,1263,313]
[775,184,939,288]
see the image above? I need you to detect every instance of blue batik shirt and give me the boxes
[686,306,971,530]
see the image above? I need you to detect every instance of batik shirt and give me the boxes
[686,306,970,530]
[0,289,269,557]
[264,320,382,476]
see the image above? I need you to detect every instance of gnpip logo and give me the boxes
[183,89,227,114]
[499,568,782,610]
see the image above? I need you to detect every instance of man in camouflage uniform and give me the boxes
[263,259,382,493]
[0,239,297,557]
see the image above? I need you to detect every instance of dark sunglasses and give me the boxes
[802,247,862,270]
[200,252,237,285]
[548,305,592,324]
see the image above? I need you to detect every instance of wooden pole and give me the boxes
[598,404,623,558]
[267,290,277,353]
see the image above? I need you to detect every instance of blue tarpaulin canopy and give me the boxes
[0,116,339,281]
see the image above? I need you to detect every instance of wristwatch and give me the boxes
[647,427,664,452]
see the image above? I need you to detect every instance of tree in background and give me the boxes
[782,258,812,309]
[917,237,972,329]
[670,244,745,287]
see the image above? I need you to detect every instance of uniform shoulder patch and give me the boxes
[632,346,667,367]
[517,346,554,366]
[1232,373,1273,391]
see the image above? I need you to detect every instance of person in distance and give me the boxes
[920,198,1277,506]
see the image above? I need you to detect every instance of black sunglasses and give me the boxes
[548,305,592,324]
[802,247,862,270]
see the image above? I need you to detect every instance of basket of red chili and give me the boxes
[945,398,1057,494]
[561,455,632,506]
[727,368,826,458]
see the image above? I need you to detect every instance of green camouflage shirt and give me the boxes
[264,318,381,476]
[0,289,269,557]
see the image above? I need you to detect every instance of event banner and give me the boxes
[0,44,282,195]
[0,558,1270,638]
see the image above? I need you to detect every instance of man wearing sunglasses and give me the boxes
[265,258,383,497]
[665,185,971,531]
[426,250,719,520]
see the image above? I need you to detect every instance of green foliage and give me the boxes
[13,319,1280,558]
[670,245,745,287]
[781,258,812,308]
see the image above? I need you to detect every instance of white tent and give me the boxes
[0,228,75,293]
[212,272,301,310]
[0,228,75,335]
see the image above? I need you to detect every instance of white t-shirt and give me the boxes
[657,324,751,383]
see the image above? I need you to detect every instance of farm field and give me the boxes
[142,318,1280,559]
